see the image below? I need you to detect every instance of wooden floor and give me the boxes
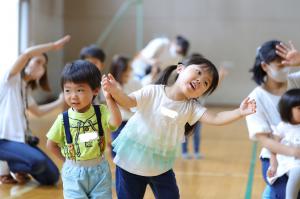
[0,107,266,199]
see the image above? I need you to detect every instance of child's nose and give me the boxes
[195,79,201,85]
[71,92,78,98]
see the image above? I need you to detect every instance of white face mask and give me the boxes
[268,66,289,83]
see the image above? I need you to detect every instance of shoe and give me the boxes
[11,172,31,184]
[0,174,17,184]
[182,153,192,159]
[194,153,204,159]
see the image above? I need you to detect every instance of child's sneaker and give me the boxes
[194,153,204,159]
[182,153,192,159]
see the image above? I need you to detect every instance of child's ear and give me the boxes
[93,87,100,96]
[176,64,185,73]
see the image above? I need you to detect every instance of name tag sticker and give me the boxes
[160,107,178,119]
[79,132,99,143]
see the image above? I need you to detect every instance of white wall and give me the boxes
[29,0,64,102]
[62,0,300,105]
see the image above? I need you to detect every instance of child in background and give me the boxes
[109,55,142,158]
[102,55,256,199]
[46,60,121,199]
[267,89,300,199]
[80,44,106,71]
[80,44,106,104]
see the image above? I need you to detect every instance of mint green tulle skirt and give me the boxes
[112,131,179,176]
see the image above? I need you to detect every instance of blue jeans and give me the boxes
[0,139,59,185]
[110,121,127,158]
[62,159,112,199]
[261,158,300,199]
[182,122,201,154]
[116,166,179,199]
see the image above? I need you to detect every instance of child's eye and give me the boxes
[64,89,70,93]
[78,89,84,92]
[196,69,202,75]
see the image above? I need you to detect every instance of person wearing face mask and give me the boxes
[131,35,189,80]
[0,35,70,185]
[246,40,300,198]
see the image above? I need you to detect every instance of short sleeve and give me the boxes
[273,122,285,138]
[188,101,207,125]
[246,108,272,140]
[99,104,117,132]
[129,85,153,109]
[0,65,12,86]
[46,114,65,145]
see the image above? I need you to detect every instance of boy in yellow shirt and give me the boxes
[47,60,121,199]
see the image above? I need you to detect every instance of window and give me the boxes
[0,0,19,67]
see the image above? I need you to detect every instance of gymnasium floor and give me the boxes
[0,107,265,199]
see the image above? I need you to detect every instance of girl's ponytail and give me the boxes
[155,65,178,85]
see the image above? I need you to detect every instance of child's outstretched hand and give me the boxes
[276,41,300,66]
[53,35,71,51]
[101,74,121,96]
[239,97,256,116]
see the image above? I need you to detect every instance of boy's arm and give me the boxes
[46,140,65,161]
[105,96,122,128]
[200,97,256,125]
[102,74,137,109]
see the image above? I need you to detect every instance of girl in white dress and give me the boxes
[102,55,256,199]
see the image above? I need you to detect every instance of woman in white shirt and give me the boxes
[0,35,70,184]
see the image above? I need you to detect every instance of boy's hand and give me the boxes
[239,97,256,116]
[276,41,300,66]
[53,35,71,51]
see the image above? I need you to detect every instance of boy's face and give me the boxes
[85,57,104,71]
[63,82,99,112]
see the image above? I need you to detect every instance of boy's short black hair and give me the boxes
[279,89,300,123]
[80,44,106,63]
[61,60,101,90]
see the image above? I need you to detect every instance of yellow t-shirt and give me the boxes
[47,105,116,160]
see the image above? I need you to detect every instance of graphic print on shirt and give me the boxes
[63,114,100,159]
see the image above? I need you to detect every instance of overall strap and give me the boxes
[93,105,104,137]
[62,111,72,144]
[93,105,105,154]
[62,110,76,160]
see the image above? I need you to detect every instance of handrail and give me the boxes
[96,0,143,52]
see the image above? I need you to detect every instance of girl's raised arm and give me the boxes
[200,97,256,125]
[101,74,137,109]
[8,35,71,79]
